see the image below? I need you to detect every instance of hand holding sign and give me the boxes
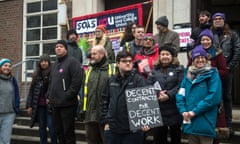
[125,86,163,131]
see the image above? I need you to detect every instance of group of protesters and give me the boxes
[0,10,240,144]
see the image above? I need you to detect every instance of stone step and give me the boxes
[12,124,86,141]
[11,135,87,144]
[14,116,85,130]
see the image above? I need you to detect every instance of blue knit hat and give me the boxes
[155,16,169,27]
[212,12,226,21]
[0,58,11,67]
[199,29,214,41]
[192,45,208,60]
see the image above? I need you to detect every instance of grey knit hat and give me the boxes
[155,16,169,27]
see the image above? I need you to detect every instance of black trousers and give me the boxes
[153,125,181,144]
[52,105,77,144]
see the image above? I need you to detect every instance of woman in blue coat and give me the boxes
[176,45,222,144]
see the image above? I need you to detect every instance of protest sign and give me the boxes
[125,86,163,131]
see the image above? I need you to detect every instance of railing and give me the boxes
[12,59,38,106]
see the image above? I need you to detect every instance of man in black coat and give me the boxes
[48,40,83,144]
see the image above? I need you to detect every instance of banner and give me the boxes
[72,3,143,37]
[125,86,163,131]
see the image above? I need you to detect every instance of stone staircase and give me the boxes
[11,109,240,144]
[11,110,87,144]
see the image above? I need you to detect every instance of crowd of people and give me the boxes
[0,10,240,144]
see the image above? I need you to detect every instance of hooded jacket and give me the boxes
[176,67,222,138]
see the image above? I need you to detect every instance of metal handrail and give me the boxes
[12,59,38,106]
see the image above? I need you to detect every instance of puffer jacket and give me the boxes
[26,74,49,128]
[176,67,222,138]
[148,65,184,126]
[213,30,240,70]
[100,71,147,134]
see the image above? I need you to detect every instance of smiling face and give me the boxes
[159,50,173,66]
[200,36,212,49]
[0,63,12,75]
[192,56,207,68]
[213,16,225,28]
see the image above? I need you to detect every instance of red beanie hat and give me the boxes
[96,24,106,33]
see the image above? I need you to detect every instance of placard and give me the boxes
[125,86,163,131]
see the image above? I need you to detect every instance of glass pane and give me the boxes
[27,29,40,41]
[27,15,40,28]
[27,2,41,13]
[43,43,56,55]
[42,27,57,40]
[43,14,57,26]
[26,44,39,56]
[26,59,38,70]
[43,0,57,11]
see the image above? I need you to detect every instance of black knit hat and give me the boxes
[40,54,51,63]
[66,29,78,39]
[159,45,175,56]
[56,40,68,50]
[155,16,169,27]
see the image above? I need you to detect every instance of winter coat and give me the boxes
[0,76,20,114]
[100,71,147,134]
[213,30,240,71]
[176,67,222,138]
[26,74,49,128]
[148,64,184,126]
[134,45,159,78]
[84,58,111,123]
[188,46,228,79]
[67,41,83,64]
[154,30,180,55]
[48,55,83,107]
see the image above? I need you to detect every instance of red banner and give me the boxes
[72,3,143,37]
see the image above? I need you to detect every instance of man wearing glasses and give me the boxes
[211,12,240,136]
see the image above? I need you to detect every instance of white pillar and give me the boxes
[72,0,105,17]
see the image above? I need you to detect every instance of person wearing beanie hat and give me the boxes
[199,29,213,41]
[159,45,175,57]
[155,16,169,27]
[212,12,226,21]
[26,53,57,144]
[148,45,184,144]
[0,57,20,144]
[154,16,180,65]
[134,32,158,78]
[0,58,11,67]
[96,24,106,33]
[50,39,83,143]
[93,24,115,63]
[191,45,208,61]
[66,29,83,63]
[212,12,240,132]
[176,43,222,144]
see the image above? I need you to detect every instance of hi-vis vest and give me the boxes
[83,63,116,111]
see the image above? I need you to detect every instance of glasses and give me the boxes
[213,17,223,21]
[144,37,154,41]
[120,59,133,63]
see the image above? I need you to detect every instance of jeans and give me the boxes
[104,130,143,144]
[38,106,57,144]
[222,72,233,128]
[52,105,77,144]
[0,113,15,144]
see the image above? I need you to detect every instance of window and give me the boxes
[23,0,60,81]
